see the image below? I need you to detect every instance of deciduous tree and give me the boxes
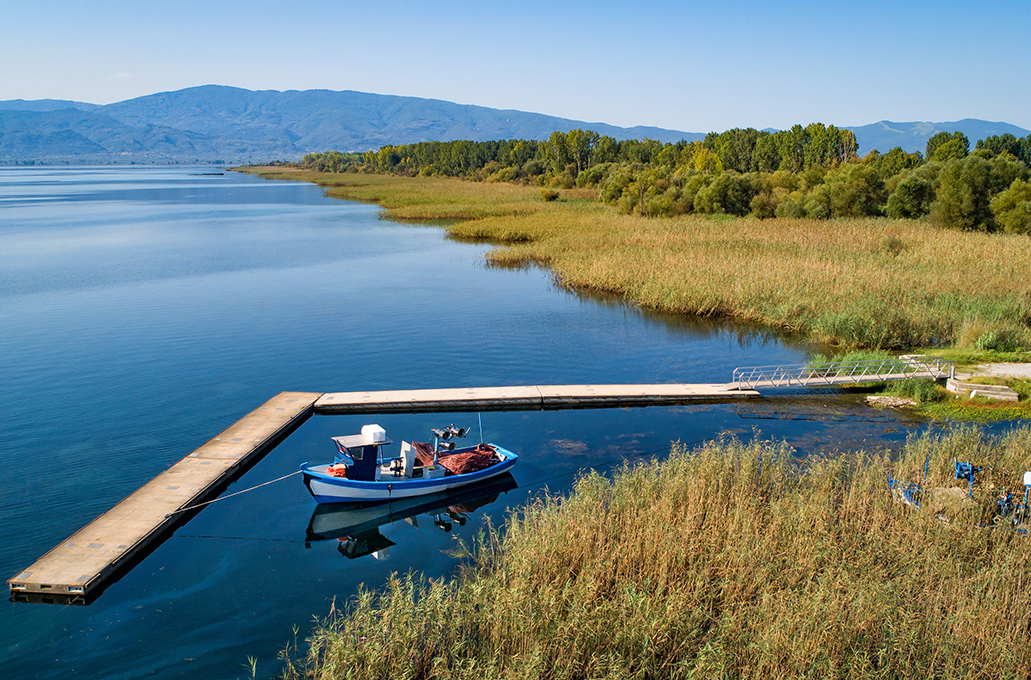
[926,131,969,162]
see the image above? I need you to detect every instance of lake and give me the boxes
[0,166,962,679]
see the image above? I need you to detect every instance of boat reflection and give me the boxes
[304,473,518,560]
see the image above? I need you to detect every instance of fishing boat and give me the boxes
[305,473,518,559]
[300,423,518,504]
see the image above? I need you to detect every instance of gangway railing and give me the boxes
[732,356,954,391]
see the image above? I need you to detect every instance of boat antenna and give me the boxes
[478,412,483,445]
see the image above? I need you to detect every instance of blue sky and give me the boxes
[2,0,1029,132]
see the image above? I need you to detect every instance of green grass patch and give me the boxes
[965,376,1012,386]
[807,349,897,365]
[282,429,1031,680]
[872,376,1031,421]
[1012,378,1031,401]
[910,347,1031,370]
[881,377,949,404]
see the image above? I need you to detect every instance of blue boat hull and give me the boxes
[301,444,518,504]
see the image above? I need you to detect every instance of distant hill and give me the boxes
[0,85,701,164]
[847,119,1031,156]
[0,98,100,113]
[0,108,217,163]
[0,86,1028,164]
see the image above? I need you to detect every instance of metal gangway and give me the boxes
[732,355,954,391]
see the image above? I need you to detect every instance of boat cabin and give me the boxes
[331,424,392,481]
[330,424,441,481]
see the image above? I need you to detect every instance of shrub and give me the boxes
[488,167,518,183]
[990,178,1031,234]
[803,184,831,219]
[770,169,800,192]
[521,159,545,178]
[548,170,575,189]
[693,172,755,216]
[539,188,559,202]
[749,192,777,219]
[879,235,907,256]
[886,172,935,218]
[575,163,609,188]
[931,155,1030,231]
[930,156,997,230]
[830,163,887,217]
[599,166,636,206]
[774,193,806,218]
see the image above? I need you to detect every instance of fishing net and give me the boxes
[413,442,499,475]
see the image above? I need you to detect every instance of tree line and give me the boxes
[298,128,1031,233]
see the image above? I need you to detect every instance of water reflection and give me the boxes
[534,275,822,354]
[304,473,518,560]
[733,395,910,423]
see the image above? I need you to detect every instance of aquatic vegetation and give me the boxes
[922,400,1031,422]
[283,429,1031,679]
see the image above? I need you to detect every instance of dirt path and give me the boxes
[966,363,1031,380]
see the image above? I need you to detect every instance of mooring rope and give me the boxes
[165,469,302,518]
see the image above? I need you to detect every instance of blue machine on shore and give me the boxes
[888,457,1031,530]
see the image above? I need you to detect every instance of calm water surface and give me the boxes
[0,166,961,679]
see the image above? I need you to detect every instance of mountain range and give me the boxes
[1,85,1028,164]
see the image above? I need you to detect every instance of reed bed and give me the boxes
[241,169,1031,349]
[469,214,1031,350]
[283,427,1031,679]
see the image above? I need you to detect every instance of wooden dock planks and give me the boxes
[315,386,545,413]
[315,383,758,413]
[8,392,321,604]
[534,383,754,408]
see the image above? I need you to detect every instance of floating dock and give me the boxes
[314,382,753,413]
[9,382,758,604]
[8,392,320,604]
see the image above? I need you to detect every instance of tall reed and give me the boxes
[283,428,1031,679]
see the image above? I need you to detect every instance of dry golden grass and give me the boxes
[240,169,1031,349]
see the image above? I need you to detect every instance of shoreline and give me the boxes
[236,167,1031,354]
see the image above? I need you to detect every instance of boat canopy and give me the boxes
[331,424,392,451]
